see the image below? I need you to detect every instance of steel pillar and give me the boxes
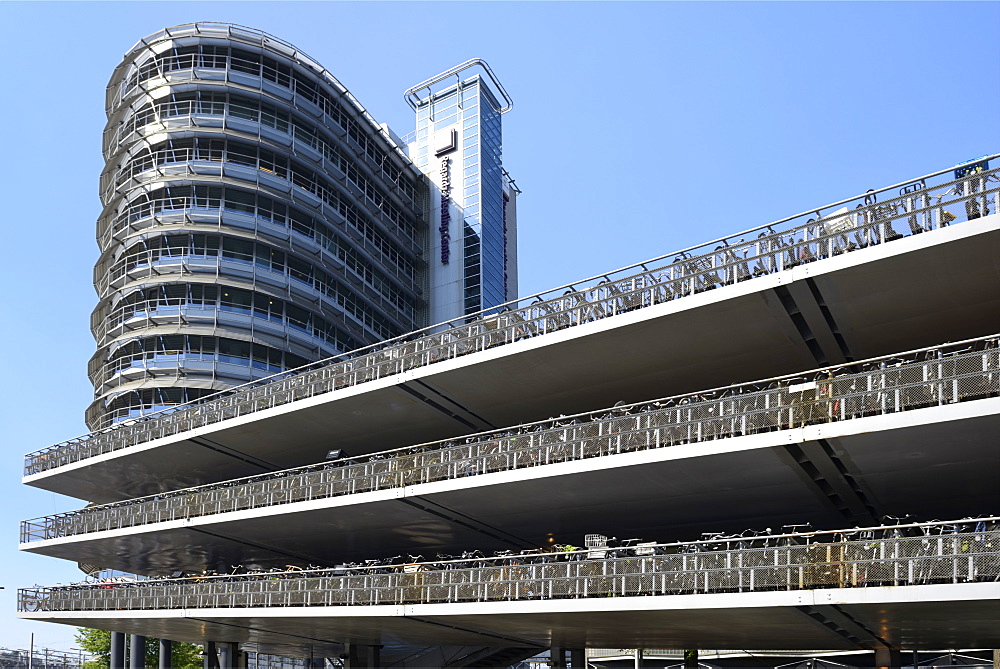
[204,642,219,669]
[110,632,126,669]
[344,644,380,669]
[569,649,586,668]
[158,639,172,669]
[875,647,901,669]
[218,642,239,669]
[129,635,146,669]
[550,647,566,668]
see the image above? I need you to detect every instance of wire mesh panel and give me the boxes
[20,521,1000,614]
[23,336,1000,543]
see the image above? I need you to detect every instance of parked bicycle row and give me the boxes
[25,161,999,475]
[21,334,1000,543]
[19,517,999,612]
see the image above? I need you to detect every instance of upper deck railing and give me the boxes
[24,157,999,477]
[20,334,999,544]
[18,518,1000,612]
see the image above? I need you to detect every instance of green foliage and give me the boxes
[74,628,203,668]
[75,628,111,667]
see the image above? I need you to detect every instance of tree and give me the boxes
[75,628,202,668]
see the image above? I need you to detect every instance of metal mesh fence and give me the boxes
[19,520,1000,613]
[21,334,999,543]
[24,160,1000,476]
[0,647,85,669]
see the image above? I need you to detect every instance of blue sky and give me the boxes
[1,0,997,652]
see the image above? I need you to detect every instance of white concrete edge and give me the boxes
[18,582,999,621]
[21,397,1000,552]
[24,215,999,485]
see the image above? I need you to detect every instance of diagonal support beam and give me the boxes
[778,438,880,526]
[795,604,892,650]
[770,278,855,367]
[396,497,532,548]
[398,380,496,432]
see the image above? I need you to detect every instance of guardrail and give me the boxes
[0,647,86,669]
[18,519,999,612]
[24,158,999,477]
[20,334,999,544]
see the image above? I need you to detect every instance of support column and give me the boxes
[219,642,239,669]
[633,648,643,669]
[874,647,901,669]
[204,642,219,669]
[110,632,126,669]
[569,649,586,668]
[992,648,999,669]
[129,636,146,669]
[683,649,698,668]
[344,644,380,669]
[158,640,172,669]
[550,647,566,668]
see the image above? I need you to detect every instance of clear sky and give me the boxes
[0,0,997,653]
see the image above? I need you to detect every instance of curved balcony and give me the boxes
[103,23,417,203]
[30,159,1000,475]
[92,234,415,326]
[95,188,418,286]
[100,94,417,214]
[97,138,419,255]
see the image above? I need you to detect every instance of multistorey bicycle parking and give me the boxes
[21,334,1000,543]
[18,518,1000,613]
[25,158,999,475]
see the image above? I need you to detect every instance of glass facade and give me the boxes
[412,77,508,315]
[90,24,427,429]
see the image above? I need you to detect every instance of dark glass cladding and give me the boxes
[90,27,428,430]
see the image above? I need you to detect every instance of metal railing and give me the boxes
[20,334,999,543]
[18,519,1000,612]
[25,159,999,476]
[102,108,416,216]
[108,24,418,199]
[95,196,419,289]
[0,647,86,669]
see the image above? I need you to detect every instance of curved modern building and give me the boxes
[89,24,432,429]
